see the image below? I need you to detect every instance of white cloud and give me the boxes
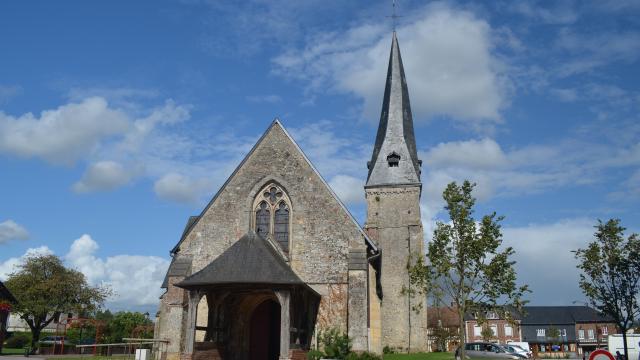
[503,218,595,304]
[154,173,213,204]
[65,234,170,307]
[0,97,130,164]
[0,220,29,244]
[273,3,506,123]
[0,246,53,280]
[0,235,170,308]
[329,175,365,205]
[72,161,136,193]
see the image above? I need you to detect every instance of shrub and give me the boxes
[319,328,351,360]
[383,346,395,354]
[307,349,324,360]
[5,332,31,349]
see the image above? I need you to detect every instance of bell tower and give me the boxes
[364,32,427,352]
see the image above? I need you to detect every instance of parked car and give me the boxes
[500,344,532,359]
[506,341,532,355]
[455,342,528,360]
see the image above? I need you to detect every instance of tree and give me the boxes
[547,327,561,346]
[4,254,111,352]
[480,327,495,342]
[574,219,640,360]
[408,181,529,360]
[105,311,153,343]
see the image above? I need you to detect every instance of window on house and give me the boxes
[561,329,567,337]
[602,327,608,335]
[490,325,498,337]
[474,325,482,337]
[487,311,498,319]
[537,329,546,337]
[387,152,400,167]
[579,329,585,339]
[505,325,513,336]
[588,329,595,339]
[253,184,292,253]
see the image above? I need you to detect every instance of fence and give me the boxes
[75,338,169,360]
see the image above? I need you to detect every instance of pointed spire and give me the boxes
[366,32,421,187]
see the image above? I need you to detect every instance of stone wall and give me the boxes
[156,122,371,355]
[365,185,428,352]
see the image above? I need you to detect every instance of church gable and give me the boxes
[173,120,373,285]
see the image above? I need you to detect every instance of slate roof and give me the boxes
[169,119,379,256]
[176,231,311,289]
[521,306,614,325]
[366,32,421,187]
[0,280,17,303]
[161,256,192,289]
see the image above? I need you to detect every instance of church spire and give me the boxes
[366,32,421,187]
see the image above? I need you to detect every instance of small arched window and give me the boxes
[252,183,292,253]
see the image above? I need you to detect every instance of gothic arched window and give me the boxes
[252,183,292,253]
[255,201,270,237]
[274,202,289,252]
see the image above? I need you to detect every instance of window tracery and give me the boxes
[252,183,291,253]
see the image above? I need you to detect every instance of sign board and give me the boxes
[589,349,615,360]
[135,349,150,360]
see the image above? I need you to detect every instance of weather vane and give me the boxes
[387,0,403,31]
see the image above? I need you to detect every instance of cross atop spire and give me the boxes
[366,32,421,188]
[386,0,402,31]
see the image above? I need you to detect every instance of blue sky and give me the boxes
[0,0,638,312]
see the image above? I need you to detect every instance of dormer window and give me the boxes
[387,152,400,167]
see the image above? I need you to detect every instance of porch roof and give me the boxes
[176,231,314,292]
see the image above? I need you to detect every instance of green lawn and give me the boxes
[384,352,455,360]
[1,348,27,355]
[44,356,129,360]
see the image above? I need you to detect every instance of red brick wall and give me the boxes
[465,320,521,343]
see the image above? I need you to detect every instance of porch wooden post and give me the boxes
[183,290,201,359]
[275,290,291,360]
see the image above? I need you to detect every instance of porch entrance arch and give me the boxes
[249,299,281,360]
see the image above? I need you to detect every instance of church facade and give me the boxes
[155,32,427,360]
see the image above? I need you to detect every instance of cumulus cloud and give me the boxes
[0,220,29,244]
[0,97,130,164]
[65,234,170,307]
[0,235,170,307]
[0,246,54,280]
[154,173,213,204]
[503,218,595,304]
[329,175,365,205]
[273,3,506,123]
[72,161,136,193]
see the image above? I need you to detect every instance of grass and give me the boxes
[384,352,455,360]
[1,348,27,355]
[44,356,130,360]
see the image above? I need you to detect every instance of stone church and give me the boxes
[155,32,427,360]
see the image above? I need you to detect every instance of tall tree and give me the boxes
[408,181,529,359]
[4,254,111,351]
[574,219,640,360]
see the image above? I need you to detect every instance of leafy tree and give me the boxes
[104,311,153,343]
[430,325,459,352]
[574,219,640,360]
[408,181,529,359]
[547,327,561,345]
[480,327,495,342]
[4,254,111,352]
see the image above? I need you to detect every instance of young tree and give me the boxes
[408,181,529,359]
[4,254,111,352]
[574,219,640,360]
[547,327,561,346]
[480,327,495,342]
